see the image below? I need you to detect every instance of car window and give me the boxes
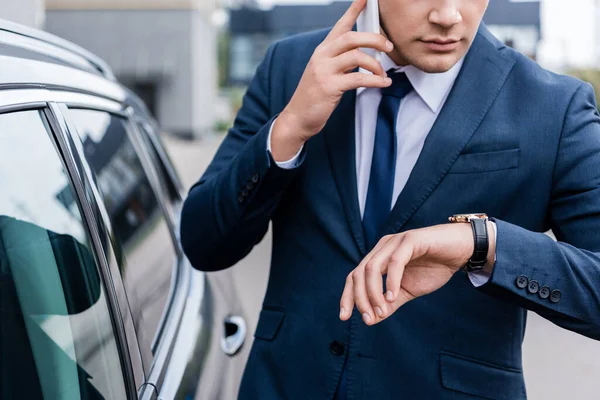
[0,110,128,399]
[137,123,182,214]
[66,108,178,372]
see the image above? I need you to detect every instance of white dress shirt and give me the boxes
[268,53,493,286]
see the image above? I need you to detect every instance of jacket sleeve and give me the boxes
[180,42,304,272]
[479,82,600,340]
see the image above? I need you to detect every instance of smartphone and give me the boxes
[357,0,382,70]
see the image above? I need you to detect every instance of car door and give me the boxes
[130,113,250,399]
[51,94,247,399]
[55,105,177,373]
[0,102,141,399]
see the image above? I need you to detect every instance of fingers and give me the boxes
[327,0,367,40]
[340,275,354,321]
[326,31,393,58]
[364,235,403,321]
[331,49,386,77]
[356,234,394,271]
[364,260,386,320]
[337,72,391,92]
[340,235,393,322]
[339,233,419,326]
[352,267,376,325]
[385,235,414,304]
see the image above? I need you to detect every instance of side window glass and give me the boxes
[0,110,128,399]
[66,109,178,371]
[137,123,182,208]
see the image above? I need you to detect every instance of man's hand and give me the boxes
[271,0,394,161]
[339,222,496,325]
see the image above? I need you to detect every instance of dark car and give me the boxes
[0,18,246,399]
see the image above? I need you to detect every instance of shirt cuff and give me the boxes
[267,118,303,169]
[468,221,497,288]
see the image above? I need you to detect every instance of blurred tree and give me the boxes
[568,69,600,105]
[218,31,231,88]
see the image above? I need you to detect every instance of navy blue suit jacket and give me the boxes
[181,25,600,399]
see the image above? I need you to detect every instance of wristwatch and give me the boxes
[448,213,489,272]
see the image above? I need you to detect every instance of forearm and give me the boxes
[270,111,308,162]
[478,83,600,340]
[478,219,600,340]
[181,115,304,272]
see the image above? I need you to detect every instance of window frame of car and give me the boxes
[120,109,196,394]
[53,99,194,392]
[0,93,141,398]
[127,114,217,399]
[62,104,183,350]
[135,118,185,208]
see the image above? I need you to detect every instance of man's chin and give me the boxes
[410,54,462,74]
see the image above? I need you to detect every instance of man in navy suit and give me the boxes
[181,0,600,398]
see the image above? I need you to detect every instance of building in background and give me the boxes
[228,0,540,85]
[45,0,219,139]
[484,0,540,59]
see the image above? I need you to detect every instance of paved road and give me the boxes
[165,133,600,399]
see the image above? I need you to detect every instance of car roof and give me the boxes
[0,18,151,118]
[0,18,114,79]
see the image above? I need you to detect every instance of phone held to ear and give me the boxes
[357,0,382,70]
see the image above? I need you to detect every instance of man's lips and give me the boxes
[420,38,461,52]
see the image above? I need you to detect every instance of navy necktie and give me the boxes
[334,72,413,400]
[363,71,413,250]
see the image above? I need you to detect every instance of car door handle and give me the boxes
[220,315,246,356]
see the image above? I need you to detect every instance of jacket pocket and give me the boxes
[440,351,526,400]
[448,148,520,174]
[254,308,285,341]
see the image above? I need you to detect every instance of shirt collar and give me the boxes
[357,53,465,113]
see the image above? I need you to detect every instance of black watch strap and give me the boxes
[463,218,489,272]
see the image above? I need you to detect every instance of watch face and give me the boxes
[448,213,488,223]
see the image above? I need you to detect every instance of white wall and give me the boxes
[537,0,597,71]
[0,0,45,28]
[191,10,218,136]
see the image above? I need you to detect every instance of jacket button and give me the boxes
[251,173,260,183]
[329,341,344,356]
[550,289,562,303]
[539,286,551,299]
[241,189,249,197]
[246,182,255,190]
[238,195,245,204]
[516,275,528,289]
[527,280,539,294]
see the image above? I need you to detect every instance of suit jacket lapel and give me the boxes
[324,90,368,256]
[382,26,517,237]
